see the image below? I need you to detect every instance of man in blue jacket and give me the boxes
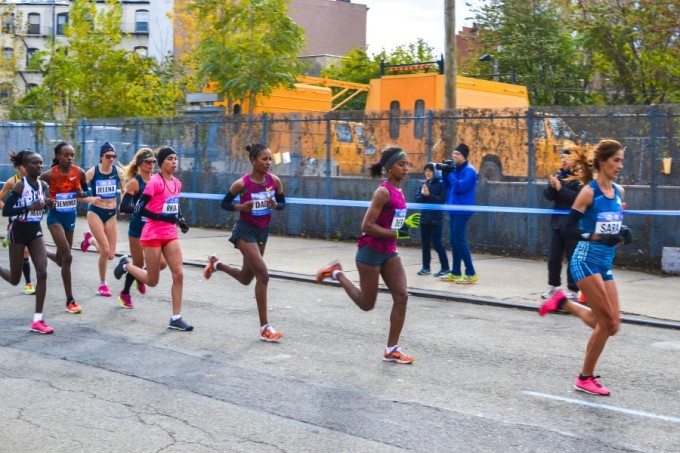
[441,144,478,284]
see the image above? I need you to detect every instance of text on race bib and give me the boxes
[391,209,407,230]
[595,211,622,234]
[251,191,274,216]
[55,192,77,213]
[95,180,117,198]
[163,196,179,214]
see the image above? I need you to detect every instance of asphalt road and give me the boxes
[0,250,678,452]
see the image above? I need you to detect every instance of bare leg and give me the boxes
[0,243,27,285]
[126,246,163,287]
[86,212,110,283]
[26,238,48,314]
[47,224,75,299]
[380,256,409,347]
[335,262,380,311]
[160,240,183,316]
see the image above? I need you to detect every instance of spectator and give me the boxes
[415,163,449,277]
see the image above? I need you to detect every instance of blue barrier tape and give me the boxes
[181,192,680,216]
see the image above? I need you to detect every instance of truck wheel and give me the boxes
[480,160,502,181]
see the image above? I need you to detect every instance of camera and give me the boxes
[435,159,455,174]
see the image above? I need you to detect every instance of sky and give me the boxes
[362,0,484,56]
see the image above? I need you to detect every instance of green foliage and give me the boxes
[189,0,305,115]
[10,0,182,120]
[322,39,436,110]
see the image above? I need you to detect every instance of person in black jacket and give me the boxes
[415,163,450,276]
[542,146,581,300]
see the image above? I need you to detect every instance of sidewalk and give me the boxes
[69,220,680,326]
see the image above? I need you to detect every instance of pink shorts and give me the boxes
[141,237,177,248]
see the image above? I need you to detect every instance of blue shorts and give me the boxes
[88,205,117,223]
[570,241,616,283]
[128,216,146,239]
[229,220,269,247]
[355,245,398,268]
[46,209,77,233]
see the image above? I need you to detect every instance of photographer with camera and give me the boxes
[439,144,478,284]
[541,145,581,301]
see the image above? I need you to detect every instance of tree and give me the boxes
[321,39,437,110]
[575,0,680,104]
[467,0,590,106]
[10,0,182,120]
[187,0,305,116]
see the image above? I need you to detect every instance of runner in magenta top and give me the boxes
[112,147,193,332]
[203,143,286,343]
[315,146,415,364]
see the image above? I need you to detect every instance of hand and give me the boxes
[549,175,561,191]
[593,233,622,246]
[266,198,277,209]
[238,200,255,213]
[178,216,189,233]
[44,197,55,209]
[28,199,46,211]
[396,225,411,240]
[619,225,633,245]
[421,184,430,196]
[404,213,421,229]
[88,196,102,204]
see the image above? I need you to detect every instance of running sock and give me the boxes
[331,269,342,280]
[100,281,107,286]
[213,260,221,271]
[171,314,181,321]
[22,258,30,283]
[385,345,399,354]
[259,324,270,333]
[33,313,43,322]
[578,374,592,381]
[122,273,135,294]
[66,297,74,305]
[557,297,568,310]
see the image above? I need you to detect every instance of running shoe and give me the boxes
[118,293,133,309]
[260,324,283,342]
[574,375,610,396]
[457,274,479,284]
[540,286,560,300]
[203,254,219,280]
[114,255,129,280]
[80,231,93,252]
[578,292,588,305]
[383,347,415,364]
[538,288,566,316]
[136,280,146,295]
[565,290,578,301]
[168,317,194,331]
[315,259,342,283]
[433,269,450,278]
[23,283,36,295]
[98,284,112,297]
[66,301,82,314]
[30,320,54,334]
[1,235,8,248]
[440,273,462,282]
[417,268,431,276]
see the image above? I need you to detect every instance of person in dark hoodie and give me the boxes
[541,145,582,301]
[440,143,478,284]
[415,163,449,276]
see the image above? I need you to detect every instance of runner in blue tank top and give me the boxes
[315,146,415,364]
[539,140,632,396]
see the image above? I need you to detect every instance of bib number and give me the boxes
[95,180,117,198]
[163,196,179,214]
[251,191,273,216]
[391,209,407,230]
[595,212,622,234]
[55,192,77,213]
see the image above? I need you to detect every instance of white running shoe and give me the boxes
[540,286,560,300]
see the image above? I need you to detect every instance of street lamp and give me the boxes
[478,53,499,82]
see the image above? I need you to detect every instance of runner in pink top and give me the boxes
[315,146,415,364]
[112,147,193,332]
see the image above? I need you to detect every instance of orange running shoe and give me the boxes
[383,347,414,364]
[315,259,342,283]
[578,292,588,305]
[260,324,283,342]
[204,254,219,280]
[66,301,82,314]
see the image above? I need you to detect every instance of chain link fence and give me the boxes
[0,105,677,269]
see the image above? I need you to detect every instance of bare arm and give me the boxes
[360,186,395,238]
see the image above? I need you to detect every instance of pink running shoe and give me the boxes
[80,231,93,252]
[538,288,566,317]
[98,284,112,297]
[30,320,54,334]
[574,375,611,396]
[118,292,133,309]
[136,280,146,295]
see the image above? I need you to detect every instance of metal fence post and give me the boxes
[426,110,434,163]
[133,118,140,153]
[324,112,332,237]
[261,114,269,146]
[80,118,87,168]
[526,108,537,254]
[648,105,661,259]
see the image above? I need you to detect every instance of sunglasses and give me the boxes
[143,159,156,164]
[103,154,117,159]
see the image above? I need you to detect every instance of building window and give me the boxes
[56,13,68,35]
[26,47,39,68]
[0,83,12,103]
[135,10,149,33]
[3,47,13,62]
[389,100,400,139]
[2,13,13,34]
[27,13,40,35]
[414,99,425,139]
[134,46,148,57]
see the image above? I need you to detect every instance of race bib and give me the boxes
[25,207,43,222]
[251,191,274,216]
[391,209,407,230]
[95,179,117,198]
[55,192,77,213]
[163,196,179,214]
[595,212,622,234]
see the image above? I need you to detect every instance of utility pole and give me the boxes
[444,0,457,148]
